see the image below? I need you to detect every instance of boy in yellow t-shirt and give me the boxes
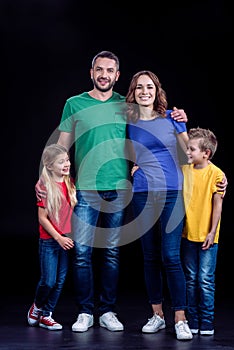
[181,127,224,336]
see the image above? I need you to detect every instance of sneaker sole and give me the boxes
[39,324,62,331]
[99,321,124,332]
[72,326,92,332]
[176,334,193,340]
[142,324,166,333]
[200,330,214,335]
[72,322,94,332]
[190,329,199,334]
[27,317,39,326]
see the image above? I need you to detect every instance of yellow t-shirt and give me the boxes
[182,163,223,243]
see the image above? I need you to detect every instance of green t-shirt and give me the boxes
[59,92,130,190]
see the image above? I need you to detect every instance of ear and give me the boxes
[90,68,93,80]
[46,165,53,171]
[115,71,120,81]
[204,149,211,159]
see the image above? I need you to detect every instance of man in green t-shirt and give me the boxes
[58,51,130,333]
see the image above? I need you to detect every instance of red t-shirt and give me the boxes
[37,181,73,239]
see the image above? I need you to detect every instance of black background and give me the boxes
[2,0,233,299]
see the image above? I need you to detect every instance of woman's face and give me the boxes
[134,74,156,109]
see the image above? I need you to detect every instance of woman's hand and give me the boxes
[131,165,139,176]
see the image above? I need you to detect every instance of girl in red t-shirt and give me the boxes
[27,144,77,331]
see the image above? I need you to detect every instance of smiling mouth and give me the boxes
[140,96,151,100]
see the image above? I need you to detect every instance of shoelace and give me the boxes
[147,315,160,325]
[177,321,189,334]
[42,316,56,324]
[31,306,40,317]
[78,315,88,323]
[108,313,119,324]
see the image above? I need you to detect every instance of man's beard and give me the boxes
[93,78,116,93]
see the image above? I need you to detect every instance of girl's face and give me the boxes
[134,74,156,109]
[48,152,71,180]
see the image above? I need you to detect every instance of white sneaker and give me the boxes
[99,312,124,331]
[142,314,166,333]
[175,320,193,340]
[72,313,94,332]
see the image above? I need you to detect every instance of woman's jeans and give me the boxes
[34,238,69,317]
[72,190,126,316]
[132,190,187,311]
[181,238,218,330]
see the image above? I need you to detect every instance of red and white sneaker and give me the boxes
[39,312,62,331]
[27,303,42,326]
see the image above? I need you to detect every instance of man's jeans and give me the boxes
[72,190,126,315]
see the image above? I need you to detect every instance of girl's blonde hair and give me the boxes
[41,144,77,223]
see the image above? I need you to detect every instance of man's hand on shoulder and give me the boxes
[171,107,188,123]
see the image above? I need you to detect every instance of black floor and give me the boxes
[1,291,234,350]
[1,235,234,350]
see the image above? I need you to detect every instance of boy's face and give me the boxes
[186,138,206,165]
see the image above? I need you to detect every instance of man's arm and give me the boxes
[171,107,188,122]
[57,131,73,150]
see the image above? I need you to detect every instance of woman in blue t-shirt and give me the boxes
[126,70,192,341]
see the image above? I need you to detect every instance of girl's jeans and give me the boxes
[35,238,69,316]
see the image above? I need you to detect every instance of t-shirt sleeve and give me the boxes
[37,198,46,208]
[166,110,187,134]
[58,100,73,132]
[214,168,225,194]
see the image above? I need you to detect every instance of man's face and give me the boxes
[90,57,120,92]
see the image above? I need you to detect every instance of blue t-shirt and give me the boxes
[127,110,186,192]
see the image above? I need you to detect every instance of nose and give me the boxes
[101,69,108,78]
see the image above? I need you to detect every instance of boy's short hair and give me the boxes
[188,127,217,159]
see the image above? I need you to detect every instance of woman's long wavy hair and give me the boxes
[41,144,77,223]
[126,70,168,123]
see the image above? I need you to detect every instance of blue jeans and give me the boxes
[181,238,218,330]
[72,190,126,315]
[34,238,69,317]
[132,191,187,311]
